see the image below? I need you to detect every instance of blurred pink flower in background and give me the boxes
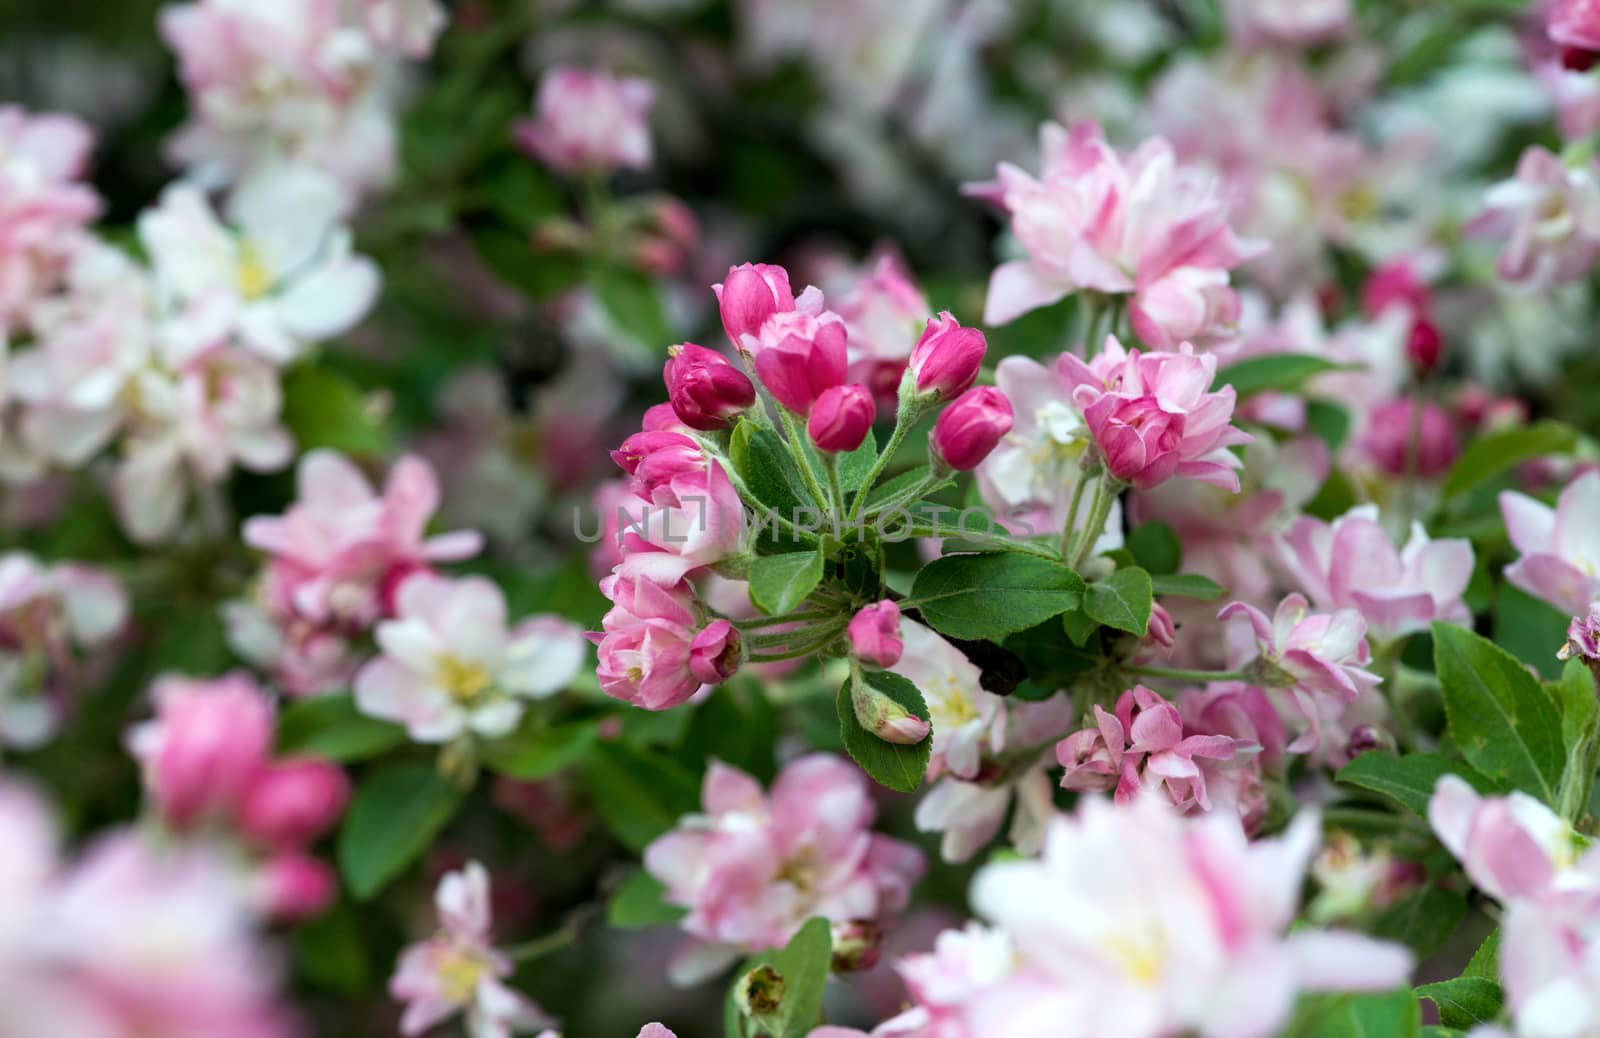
[0,106,99,331]
[1500,471,1600,616]
[514,67,657,176]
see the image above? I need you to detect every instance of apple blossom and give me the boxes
[643,755,925,984]
[355,573,585,742]
[391,861,554,1038]
[513,67,656,176]
[1468,146,1600,289]
[1500,471,1600,616]
[0,106,100,331]
[1275,504,1474,643]
[663,343,756,431]
[848,601,903,668]
[809,383,875,452]
[931,386,1012,472]
[909,312,987,401]
[714,262,798,349]
[752,308,850,414]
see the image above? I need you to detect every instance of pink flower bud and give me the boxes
[1561,605,1600,664]
[1358,399,1459,479]
[1361,260,1431,319]
[1406,319,1443,375]
[909,312,987,399]
[256,851,338,922]
[664,343,756,431]
[133,674,274,830]
[689,620,742,685]
[931,386,1013,471]
[848,601,902,668]
[1552,0,1600,53]
[752,311,849,413]
[850,677,929,745]
[808,384,875,453]
[713,263,795,348]
[239,758,351,850]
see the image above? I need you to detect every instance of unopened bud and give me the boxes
[736,964,786,1018]
[1345,724,1395,758]
[830,919,883,973]
[851,679,930,745]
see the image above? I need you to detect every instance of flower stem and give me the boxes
[850,398,922,525]
[777,408,833,517]
[1058,469,1090,560]
[1068,475,1119,570]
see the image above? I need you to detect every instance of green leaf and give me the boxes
[748,550,826,616]
[1150,573,1226,600]
[1442,420,1577,500]
[482,720,600,780]
[281,366,389,456]
[277,694,407,763]
[1306,399,1353,452]
[1126,521,1181,574]
[468,225,582,299]
[1336,752,1500,817]
[863,465,942,512]
[732,917,834,1038]
[337,765,462,900]
[579,741,700,852]
[1372,885,1467,958]
[1432,622,1564,803]
[808,427,877,493]
[837,670,931,793]
[1084,566,1153,635]
[1416,978,1502,1029]
[730,420,817,514]
[1496,583,1572,679]
[1559,657,1600,756]
[1216,354,1347,398]
[681,686,778,782]
[607,869,687,929]
[593,264,671,349]
[910,553,1084,641]
[1464,929,1499,980]
[291,900,372,994]
[1061,607,1100,646]
[1289,989,1421,1038]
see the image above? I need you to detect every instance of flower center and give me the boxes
[436,945,492,1003]
[235,241,273,300]
[438,656,493,706]
[1105,925,1166,986]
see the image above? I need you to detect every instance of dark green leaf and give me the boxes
[1150,573,1226,600]
[281,366,388,456]
[1084,566,1153,635]
[482,720,600,780]
[681,686,778,782]
[837,670,931,793]
[593,264,671,349]
[1464,929,1499,980]
[1126,521,1181,574]
[730,420,818,515]
[733,917,834,1038]
[468,226,582,299]
[607,869,687,929]
[1373,885,1466,958]
[277,694,407,763]
[1495,583,1572,679]
[1416,978,1502,1029]
[910,553,1084,641]
[291,900,372,994]
[579,741,700,852]
[748,550,825,616]
[1061,607,1100,646]
[1336,752,1500,817]
[1216,354,1348,398]
[338,765,463,900]
[863,465,943,512]
[1306,399,1353,452]
[1442,421,1578,500]
[1288,989,1421,1038]
[1433,622,1563,803]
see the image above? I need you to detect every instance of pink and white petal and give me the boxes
[279,255,382,342]
[375,618,443,673]
[1499,490,1556,555]
[500,617,586,698]
[1285,929,1414,991]
[983,260,1069,326]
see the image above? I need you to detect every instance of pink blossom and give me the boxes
[879,923,1018,1038]
[1564,604,1600,662]
[513,67,656,176]
[644,755,925,983]
[1467,146,1600,289]
[362,0,446,57]
[126,672,275,830]
[849,601,904,668]
[809,383,876,453]
[112,347,294,544]
[243,450,483,630]
[254,850,338,921]
[391,861,553,1038]
[964,796,1413,1038]
[1355,399,1459,480]
[0,552,126,747]
[161,0,398,196]
[1219,594,1381,754]
[622,455,747,585]
[1275,505,1474,643]
[714,262,797,349]
[932,386,1012,472]
[972,121,1259,348]
[1494,877,1600,1038]
[1552,0,1600,52]
[1060,337,1251,491]
[829,252,931,405]
[890,619,1003,780]
[663,342,756,431]
[355,573,585,743]
[1057,685,1242,814]
[909,312,987,401]
[1501,472,1600,616]
[0,106,100,330]
[593,564,725,710]
[238,758,349,851]
[752,308,850,414]
[1428,775,1582,903]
